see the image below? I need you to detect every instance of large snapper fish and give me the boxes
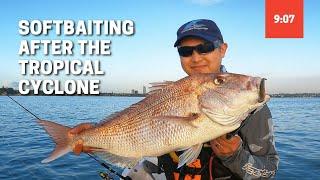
[38,73,269,168]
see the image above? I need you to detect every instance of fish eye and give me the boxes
[214,77,225,85]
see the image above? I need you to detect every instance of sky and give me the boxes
[0,0,319,94]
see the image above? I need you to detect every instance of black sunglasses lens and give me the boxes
[178,43,216,57]
[178,47,194,57]
[196,43,215,54]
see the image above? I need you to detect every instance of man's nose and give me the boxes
[191,50,202,62]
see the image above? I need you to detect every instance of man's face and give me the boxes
[179,37,228,75]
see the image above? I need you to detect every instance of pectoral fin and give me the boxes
[154,113,203,128]
[178,143,203,168]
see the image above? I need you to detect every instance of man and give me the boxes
[158,19,279,179]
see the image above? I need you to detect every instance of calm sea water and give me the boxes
[0,96,319,179]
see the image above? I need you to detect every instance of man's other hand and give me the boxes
[210,134,242,157]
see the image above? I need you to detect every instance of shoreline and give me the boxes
[1,94,320,98]
[1,87,320,98]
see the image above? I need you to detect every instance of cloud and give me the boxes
[189,0,224,6]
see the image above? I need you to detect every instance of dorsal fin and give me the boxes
[148,81,175,95]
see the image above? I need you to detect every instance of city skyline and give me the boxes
[1,0,319,94]
[2,85,320,97]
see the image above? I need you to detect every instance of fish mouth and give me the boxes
[258,78,266,103]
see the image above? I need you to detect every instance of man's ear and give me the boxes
[219,43,228,58]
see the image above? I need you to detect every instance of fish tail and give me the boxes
[37,119,72,163]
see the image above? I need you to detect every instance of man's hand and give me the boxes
[68,123,94,155]
[69,123,94,136]
[210,134,242,157]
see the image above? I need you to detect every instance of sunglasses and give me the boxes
[178,42,216,57]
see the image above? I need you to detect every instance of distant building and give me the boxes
[143,86,147,94]
[131,89,138,94]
